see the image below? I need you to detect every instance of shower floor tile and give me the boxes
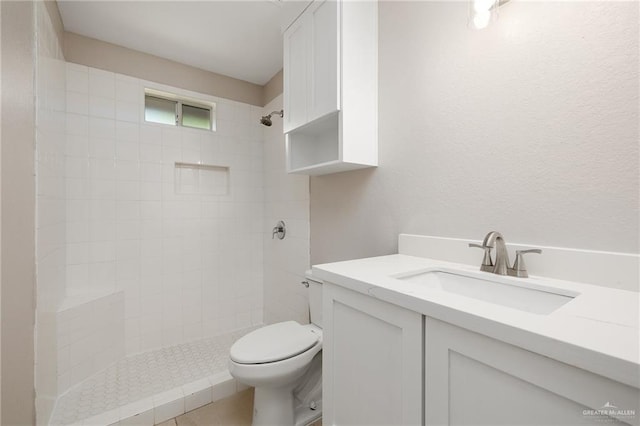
[50,327,256,426]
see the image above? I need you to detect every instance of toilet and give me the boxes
[229,273,323,426]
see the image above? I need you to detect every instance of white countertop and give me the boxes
[313,254,640,389]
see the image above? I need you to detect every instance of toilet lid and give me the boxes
[230,321,320,364]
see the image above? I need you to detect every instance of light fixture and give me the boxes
[469,0,509,30]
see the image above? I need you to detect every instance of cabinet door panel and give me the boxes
[283,15,310,133]
[324,283,422,426]
[309,0,339,121]
[282,0,377,175]
[425,318,640,426]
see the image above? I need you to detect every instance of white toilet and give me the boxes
[229,273,323,426]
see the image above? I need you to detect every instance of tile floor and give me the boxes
[159,388,253,426]
[158,389,322,426]
[50,327,256,425]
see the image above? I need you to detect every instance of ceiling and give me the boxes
[57,1,284,86]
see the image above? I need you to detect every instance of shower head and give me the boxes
[260,115,273,127]
[260,110,284,127]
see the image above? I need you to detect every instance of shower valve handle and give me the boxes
[272,220,286,240]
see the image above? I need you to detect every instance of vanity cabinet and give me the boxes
[323,282,423,425]
[425,318,639,426]
[323,287,639,426]
[283,0,378,175]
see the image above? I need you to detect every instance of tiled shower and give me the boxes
[58,62,266,390]
[34,2,310,422]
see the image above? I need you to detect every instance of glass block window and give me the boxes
[144,91,215,131]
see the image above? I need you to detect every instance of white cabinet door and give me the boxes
[283,14,310,133]
[323,282,423,426]
[309,0,339,122]
[425,317,640,426]
[283,0,377,175]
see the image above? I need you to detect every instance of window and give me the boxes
[144,91,215,131]
[145,96,177,126]
[181,104,211,130]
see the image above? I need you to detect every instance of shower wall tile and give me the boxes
[56,291,125,394]
[67,91,88,115]
[67,63,89,94]
[88,68,115,98]
[261,95,311,326]
[65,64,264,356]
[116,77,141,104]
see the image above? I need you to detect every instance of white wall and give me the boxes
[35,0,67,422]
[311,1,639,272]
[64,64,265,358]
[1,2,37,420]
[262,95,311,325]
[63,32,264,107]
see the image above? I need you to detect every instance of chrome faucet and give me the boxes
[469,231,542,277]
[482,231,510,275]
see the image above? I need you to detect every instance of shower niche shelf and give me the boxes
[283,0,377,175]
[174,162,229,195]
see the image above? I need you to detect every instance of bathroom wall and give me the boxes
[64,65,265,358]
[262,95,311,325]
[35,0,67,420]
[43,0,65,45]
[64,32,264,107]
[1,1,37,424]
[262,70,284,107]
[311,2,639,272]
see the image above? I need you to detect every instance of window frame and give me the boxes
[144,89,216,131]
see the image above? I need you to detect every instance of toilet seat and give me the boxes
[230,321,320,364]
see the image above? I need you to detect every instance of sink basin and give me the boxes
[397,270,577,315]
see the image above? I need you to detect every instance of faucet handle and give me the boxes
[509,249,542,278]
[469,243,494,272]
[272,220,286,240]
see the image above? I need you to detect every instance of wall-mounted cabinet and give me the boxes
[283,0,378,175]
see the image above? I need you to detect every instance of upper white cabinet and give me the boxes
[283,0,378,175]
[283,14,311,132]
[309,0,339,122]
[283,0,340,132]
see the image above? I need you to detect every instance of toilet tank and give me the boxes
[305,271,323,328]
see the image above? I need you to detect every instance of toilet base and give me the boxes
[251,386,322,426]
[250,352,322,426]
[253,386,295,426]
[294,399,322,426]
